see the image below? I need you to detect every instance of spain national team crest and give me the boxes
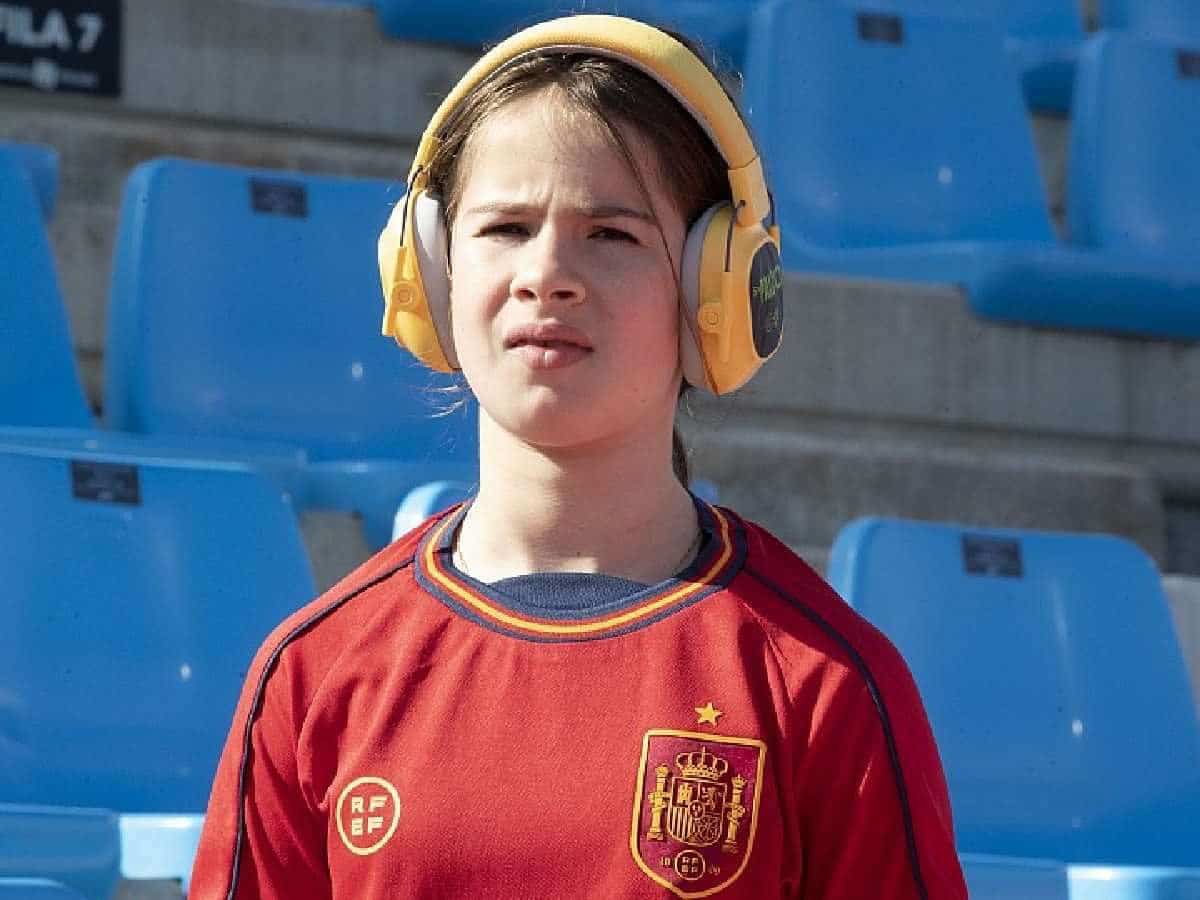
[630,730,766,898]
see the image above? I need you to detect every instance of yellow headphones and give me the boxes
[378,14,783,395]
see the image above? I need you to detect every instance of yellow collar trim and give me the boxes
[423,506,734,637]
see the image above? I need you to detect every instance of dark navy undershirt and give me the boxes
[472,525,715,615]
[491,572,652,613]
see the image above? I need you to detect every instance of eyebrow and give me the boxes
[463,201,656,223]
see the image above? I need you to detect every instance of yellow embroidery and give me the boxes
[631,730,766,898]
[335,776,401,857]
[694,702,723,726]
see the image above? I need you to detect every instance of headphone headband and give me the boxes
[410,14,770,224]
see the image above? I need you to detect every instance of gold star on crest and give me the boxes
[695,702,723,726]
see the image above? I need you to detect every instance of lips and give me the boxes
[502,322,594,352]
[503,322,593,370]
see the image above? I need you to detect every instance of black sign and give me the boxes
[0,1,121,96]
[857,12,904,46]
[962,534,1023,578]
[250,178,309,219]
[71,460,140,505]
[1178,50,1200,79]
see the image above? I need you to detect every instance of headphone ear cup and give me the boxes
[679,204,725,394]
[410,192,457,369]
[680,203,784,395]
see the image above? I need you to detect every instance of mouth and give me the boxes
[503,323,594,370]
[503,323,594,353]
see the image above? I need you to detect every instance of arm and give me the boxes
[190,642,331,900]
[797,656,967,900]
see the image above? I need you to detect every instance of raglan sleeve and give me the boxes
[189,636,331,900]
[796,642,968,900]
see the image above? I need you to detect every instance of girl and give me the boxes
[191,14,967,899]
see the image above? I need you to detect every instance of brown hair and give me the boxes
[426,27,735,486]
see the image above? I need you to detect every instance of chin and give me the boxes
[503,405,608,450]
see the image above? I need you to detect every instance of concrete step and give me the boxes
[683,423,1166,563]
[700,272,1200,494]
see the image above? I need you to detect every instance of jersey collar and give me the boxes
[414,497,746,642]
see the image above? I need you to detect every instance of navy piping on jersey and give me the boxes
[223,556,417,900]
[744,565,931,900]
[413,497,747,643]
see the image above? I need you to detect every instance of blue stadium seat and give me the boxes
[0,882,87,900]
[106,158,478,546]
[0,426,309,506]
[0,153,92,429]
[829,518,1200,896]
[375,1,755,69]
[842,0,1085,112]
[0,805,120,900]
[1098,0,1200,44]
[0,446,315,885]
[391,479,474,539]
[743,1,1200,342]
[1068,33,1200,268]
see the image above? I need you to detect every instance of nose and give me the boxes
[510,226,585,305]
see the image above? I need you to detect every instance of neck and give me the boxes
[457,411,699,584]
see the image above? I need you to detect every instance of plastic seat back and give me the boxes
[0,805,120,900]
[1099,0,1200,44]
[1068,32,1200,261]
[106,158,475,463]
[375,1,754,68]
[0,447,315,813]
[743,1,1054,248]
[0,152,92,429]
[828,518,1200,865]
[842,0,1083,40]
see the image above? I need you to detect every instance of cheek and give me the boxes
[447,239,504,332]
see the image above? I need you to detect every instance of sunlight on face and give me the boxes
[448,88,688,453]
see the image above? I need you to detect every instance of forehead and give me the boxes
[457,89,670,208]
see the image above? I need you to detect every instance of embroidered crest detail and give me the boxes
[335,776,402,856]
[631,730,766,898]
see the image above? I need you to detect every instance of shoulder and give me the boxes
[241,508,451,705]
[726,508,921,702]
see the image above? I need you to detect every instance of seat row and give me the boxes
[746,3,1200,343]
[1,442,1195,897]
[361,0,1200,114]
[0,144,478,552]
[4,15,1199,457]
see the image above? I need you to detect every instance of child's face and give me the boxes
[449,89,688,454]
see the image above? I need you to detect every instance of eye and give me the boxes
[478,222,529,238]
[591,226,639,244]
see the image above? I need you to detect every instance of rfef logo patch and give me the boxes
[631,730,766,898]
[335,776,401,856]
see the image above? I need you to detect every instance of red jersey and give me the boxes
[191,501,967,899]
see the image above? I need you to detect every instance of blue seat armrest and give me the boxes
[961,852,1070,900]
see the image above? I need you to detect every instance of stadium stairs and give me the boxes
[1,0,1196,589]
